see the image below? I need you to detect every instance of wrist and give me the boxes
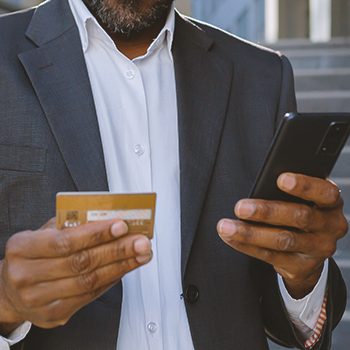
[280,264,324,300]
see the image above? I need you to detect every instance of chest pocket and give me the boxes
[0,145,47,173]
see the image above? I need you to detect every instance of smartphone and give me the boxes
[249,112,350,205]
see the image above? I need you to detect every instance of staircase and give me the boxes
[277,37,350,113]
[268,38,350,350]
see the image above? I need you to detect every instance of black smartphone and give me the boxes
[249,112,350,205]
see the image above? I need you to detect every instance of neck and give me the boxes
[105,17,168,60]
[83,3,170,60]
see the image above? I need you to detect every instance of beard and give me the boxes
[85,0,174,36]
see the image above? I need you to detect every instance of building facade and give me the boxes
[192,0,265,42]
[0,0,193,15]
[175,0,192,16]
[0,0,41,13]
[191,0,350,43]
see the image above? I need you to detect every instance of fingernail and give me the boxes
[134,237,151,254]
[218,220,237,238]
[111,221,128,237]
[280,174,297,190]
[136,253,152,264]
[237,201,256,218]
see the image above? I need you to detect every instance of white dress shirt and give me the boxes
[69,2,194,349]
[0,1,328,349]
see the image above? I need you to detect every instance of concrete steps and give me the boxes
[291,54,350,70]
[296,93,350,113]
[271,37,350,51]
[294,69,350,91]
[268,38,350,350]
[271,38,350,113]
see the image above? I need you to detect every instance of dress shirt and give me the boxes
[69,1,195,349]
[0,1,328,349]
[278,260,329,341]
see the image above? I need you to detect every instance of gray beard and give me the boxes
[87,0,174,36]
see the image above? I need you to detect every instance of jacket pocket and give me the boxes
[0,145,47,173]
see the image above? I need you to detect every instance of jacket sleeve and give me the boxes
[261,55,347,349]
[274,54,298,128]
[261,259,346,349]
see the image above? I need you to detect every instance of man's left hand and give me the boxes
[217,173,348,299]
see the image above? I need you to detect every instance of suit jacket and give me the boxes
[0,0,346,349]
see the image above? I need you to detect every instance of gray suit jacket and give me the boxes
[0,0,346,349]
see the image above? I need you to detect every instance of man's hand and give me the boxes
[217,173,348,299]
[0,218,152,335]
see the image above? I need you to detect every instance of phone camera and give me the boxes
[317,122,350,156]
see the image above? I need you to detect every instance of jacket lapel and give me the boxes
[19,1,233,275]
[18,0,108,192]
[173,14,234,277]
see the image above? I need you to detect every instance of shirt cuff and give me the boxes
[278,259,328,338]
[0,321,31,349]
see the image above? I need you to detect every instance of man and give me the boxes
[0,0,347,349]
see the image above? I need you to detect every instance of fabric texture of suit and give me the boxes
[0,0,346,349]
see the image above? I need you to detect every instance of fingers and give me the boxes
[217,220,330,282]
[277,173,342,208]
[9,234,151,283]
[2,231,152,327]
[17,252,152,308]
[218,219,328,255]
[39,217,57,230]
[216,172,348,298]
[2,218,153,329]
[233,175,347,235]
[218,237,322,281]
[234,199,325,232]
[23,281,117,329]
[8,220,129,259]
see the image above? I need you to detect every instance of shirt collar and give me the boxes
[68,0,175,60]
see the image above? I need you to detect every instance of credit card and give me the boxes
[56,192,156,238]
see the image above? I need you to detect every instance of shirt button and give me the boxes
[126,69,135,79]
[147,322,157,334]
[134,144,145,156]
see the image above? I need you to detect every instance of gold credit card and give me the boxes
[56,192,156,238]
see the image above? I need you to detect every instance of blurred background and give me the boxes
[1,0,349,348]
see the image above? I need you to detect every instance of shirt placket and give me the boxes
[132,58,163,350]
[83,13,171,350]
[114,56,163,349]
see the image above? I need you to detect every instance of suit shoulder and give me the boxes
[0,6,35,26]
[183,15,285,67]
[0,8,36,60]
[0,8,35,43]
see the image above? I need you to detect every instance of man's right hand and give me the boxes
[0,217,152,335]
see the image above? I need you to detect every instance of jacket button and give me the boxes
[184,285,199,303]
